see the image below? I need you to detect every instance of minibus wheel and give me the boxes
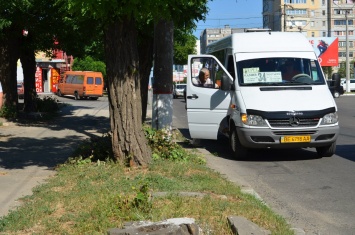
[74,92,80,100]
[333,91,340,98]
[229,126,248,160]
[316,142,336,157]
[57,90,62,97]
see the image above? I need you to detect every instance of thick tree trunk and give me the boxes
[0,30,20,110]
[20,46,37,112]
[152,20,174,130]
[104,17,151,166]
[138,33,154,123]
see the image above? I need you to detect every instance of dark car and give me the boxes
[17,82,24,99]
[327,80,344,98]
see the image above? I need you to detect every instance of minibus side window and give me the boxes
[87,77,94,85]
[95,77,102,85]
[75,75,84,84]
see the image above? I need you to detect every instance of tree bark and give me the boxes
[104,16,151,166]
[138,32,154,123]
[0,28,20,110]
[20,37,38,112]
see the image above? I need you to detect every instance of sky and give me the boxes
[193,0,263,38]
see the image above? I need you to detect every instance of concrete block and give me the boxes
[227,216,271,235]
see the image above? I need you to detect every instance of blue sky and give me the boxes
[194,0,263,38]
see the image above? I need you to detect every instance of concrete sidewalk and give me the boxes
[0,101,111,217]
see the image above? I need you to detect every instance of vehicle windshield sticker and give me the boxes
[244,68,282,83]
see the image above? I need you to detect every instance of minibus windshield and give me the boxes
[236,57,326,86]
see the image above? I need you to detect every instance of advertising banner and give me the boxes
[308,37,338,66]
[51,68,60,92]
[35,67,43,93]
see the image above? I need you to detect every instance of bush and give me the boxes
[67,133,115,164]
[35,96,60,113]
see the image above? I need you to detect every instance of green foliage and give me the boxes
[0,105,18,119]
[322,66,333,80]
[337,61,354,78]
[72,56,106,77]
[67,133,114,164]
[143,125,204,163]
[35,96,60,113]
[174,29,197,65]
[131,183,152,213]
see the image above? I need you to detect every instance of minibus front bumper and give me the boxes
[236,125,339,149]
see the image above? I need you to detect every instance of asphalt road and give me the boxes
[172,95,355,235]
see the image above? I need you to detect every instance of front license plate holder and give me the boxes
[280,135,311,143]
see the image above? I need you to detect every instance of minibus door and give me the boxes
[186,55,234,140]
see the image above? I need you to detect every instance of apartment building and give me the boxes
[263,0,355,68]
[199,25,246,54]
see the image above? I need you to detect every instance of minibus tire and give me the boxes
[333,91,340,98]
[229,127,248,160]
[57,90,62,97]
[74,92,80,100]
[316,142,336,157]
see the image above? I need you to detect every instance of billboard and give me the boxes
[308,37,338,67]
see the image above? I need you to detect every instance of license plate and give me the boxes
[280,135,311,143]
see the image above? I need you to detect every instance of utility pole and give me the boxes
[346,10,350,93]
[283,4,286,32]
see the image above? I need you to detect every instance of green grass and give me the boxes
[0,158,294,235]
[0,127,294,234]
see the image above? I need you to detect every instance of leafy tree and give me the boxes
[0,0,70,112]
[336,61,354,79]
[174,29,197,65]
[57,0,209,166]
[72,56,106,77]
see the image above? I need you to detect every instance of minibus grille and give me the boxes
[273,130,317,136]
[268,118,320,128]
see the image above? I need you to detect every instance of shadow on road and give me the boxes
[177,127,346,162]
[0,103,110,170]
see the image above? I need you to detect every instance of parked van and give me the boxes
[57,71,104,100]
[186,31,339,159]
[340,78,355,91]
[173,83,186,99]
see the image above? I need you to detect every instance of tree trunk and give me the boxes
[104,17,151,166]
[152,20,174,130]
[138,32,154,123]
[20,43,37,112]
[0,29,20,110]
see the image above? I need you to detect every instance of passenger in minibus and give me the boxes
[192,68,219,88]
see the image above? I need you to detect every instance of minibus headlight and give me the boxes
[321,112,338,125]
[241,114,267,126]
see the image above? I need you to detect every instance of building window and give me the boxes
[334,9,353,15]
[287,20,307,27]
[334,20,354,25]
[311,0,314,5]
[311,21,315,27]
[285,0,306,3]
[312,32,315,37]
[323,21,326,26]
[322,10,326,16]
[311,10,315,16]
[323,32,326,37]
[322,0,325,5]
[334,31,354,36]
[286,9,307,15]
[339,41,354,48]
[339,51,354,57]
